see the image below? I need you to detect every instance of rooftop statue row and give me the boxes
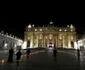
[0,30,22,41]
[27,23,74,29]
[26,23,75,32]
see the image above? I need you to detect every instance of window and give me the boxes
[71,36,73,40]
[28,37,30,40]
[35,29,37,31]
[65,29,66,31]
[40,29,42,31]
[59,29,62,31]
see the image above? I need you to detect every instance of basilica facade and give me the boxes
[24,21,77,49]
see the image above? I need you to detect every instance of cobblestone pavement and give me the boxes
[0,48,85,70]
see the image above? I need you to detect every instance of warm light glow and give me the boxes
[28,37,30,40]
[1,60,5,64]
[17,39,23,46]
[47,43,54,48]
[49,34,53,39]
[68,43,71,48]
[5,43,7,47]
[14,44,17,53]
[71,36,73,40]
[58,34,62,39]
[64,46,67,48]
[18,42,22,46]
[32,24,34,27]
[70,24,73,28]
[4,43,8,48]
[50,20,53,24]
[74,41,78,49]
[59,29,62,31]
[65,29,66,31]
[35,29,37,31]
[25,23,76,49]
[39,34,42,39]
[40,29,42,31]
[28,24,31,28]
[46,36,47,39]
[21,41,27,49]
[67,25,69,27]
[14,44,17,48]
[78,40,83,47]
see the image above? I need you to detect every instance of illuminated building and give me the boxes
[78,34,85,50]
[24,21,77,49]
[0,31,23,50]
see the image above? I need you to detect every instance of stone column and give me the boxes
[36,34,38,47]
[47,37,49,47]
[42,34,44,48]
[63,36,64,48]
[73,36,76,49]
[56,35,57,47]
[45,34,47,48]
[32,33,34,48]
[68,36,71,48]
[30,34,33,48]
[57,35,58,48]
[43,34,45,48]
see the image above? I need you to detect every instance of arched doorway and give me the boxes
[71,40,74,48]
[48,34,53,48]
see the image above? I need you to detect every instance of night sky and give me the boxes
[0,8,85,40]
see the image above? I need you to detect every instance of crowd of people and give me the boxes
[7,45,80,65]
[7,47,30,66]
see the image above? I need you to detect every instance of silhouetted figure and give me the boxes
[16,49,22,66]
[53,48,57,57]
[77,49,80,59]
[26,49,30,58]
[53,47,57,61]
[77,49,80,70]
[7,48,14,63]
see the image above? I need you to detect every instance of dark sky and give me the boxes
[0,6,85,40]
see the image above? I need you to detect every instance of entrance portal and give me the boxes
[48,43,54,48]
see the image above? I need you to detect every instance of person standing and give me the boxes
[53,46,57,61]
[53,48,57,57]
[26,49,30,58]
[7,47,14,63]
[77,49,80,59]
[16,49,22,66]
